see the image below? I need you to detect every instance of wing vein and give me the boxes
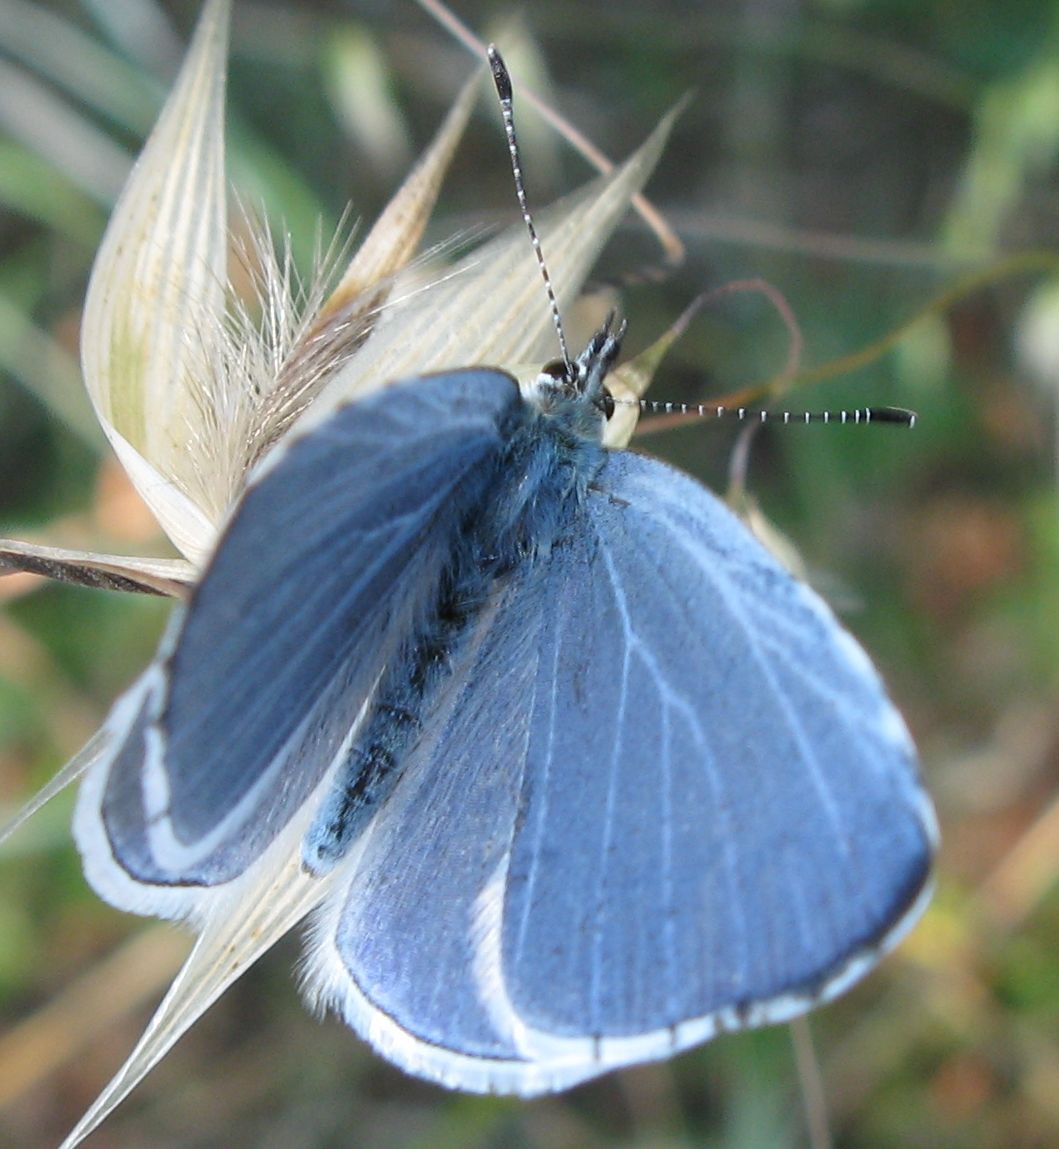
[648,502,851,860]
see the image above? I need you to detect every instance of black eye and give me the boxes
[598,388,615,420]
[541,359,568,383]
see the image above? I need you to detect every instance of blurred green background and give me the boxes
[1,0,1058,1147]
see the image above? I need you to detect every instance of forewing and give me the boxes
[501,450,937,1055]
[75,370,522,900]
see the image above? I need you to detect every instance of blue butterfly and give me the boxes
[74,302,936,1094]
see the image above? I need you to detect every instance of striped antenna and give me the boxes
[488,45,573,378]
[622,400,917,429]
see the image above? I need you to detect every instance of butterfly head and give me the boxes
[526,313,626,441]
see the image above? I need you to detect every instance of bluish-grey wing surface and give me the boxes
[309,449,935,1093]
[501,451,936,1051]
[77,370,522,895]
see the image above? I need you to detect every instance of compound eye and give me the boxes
[598,388,615,420]
[540,358,569,383]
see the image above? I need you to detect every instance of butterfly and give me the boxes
[69,43,936,1097]
[73,294,936,1093]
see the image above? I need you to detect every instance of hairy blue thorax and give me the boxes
[491,314,625,562]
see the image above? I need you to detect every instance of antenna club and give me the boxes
[487,45,513,101]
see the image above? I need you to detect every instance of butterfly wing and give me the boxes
[75,370,523,909]
[306,449,936,1093]
[302,564,547,1084]
[500,451,936,1052]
